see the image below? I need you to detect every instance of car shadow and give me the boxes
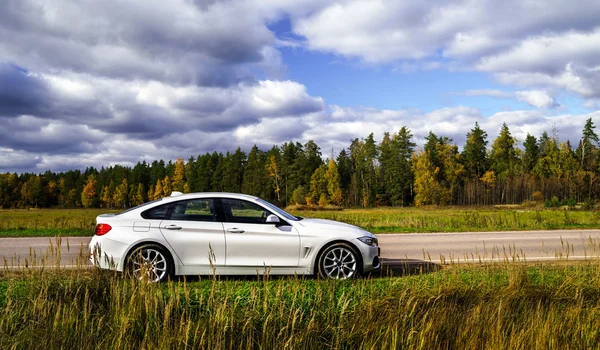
[368,258,442,277]
[172,258,441,282]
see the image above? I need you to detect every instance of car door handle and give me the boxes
[227,228,245,234]
[164,224,182,230]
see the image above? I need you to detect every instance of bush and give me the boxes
[521,200,539,208]
[291,186,306,205]
[583,198,596,210]
[562,198,577,208]
[545,196,561,208]
[531,191,544,203]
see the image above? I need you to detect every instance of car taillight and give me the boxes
[95,224,112,236]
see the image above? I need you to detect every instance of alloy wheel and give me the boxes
[131,247,168,282]
[322,246,357,279]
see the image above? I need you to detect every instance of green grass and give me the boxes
[0,208,118,237]
[1,207,599,237]
[290,207,600,233]
[3,258,600,348]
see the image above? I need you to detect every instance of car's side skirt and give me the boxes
[177,265,313,276]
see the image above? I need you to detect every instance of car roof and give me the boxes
[115,192,262,217]
[165,192,259,202]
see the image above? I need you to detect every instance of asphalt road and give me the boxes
[1,229,600,269]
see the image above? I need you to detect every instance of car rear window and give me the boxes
[141,203,171,219]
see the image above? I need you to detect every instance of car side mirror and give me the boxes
[265,214,280,224]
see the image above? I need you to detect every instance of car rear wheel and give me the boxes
[127,244,172,282]
[318,243,360,280]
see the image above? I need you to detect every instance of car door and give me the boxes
[158,198,226,267]
[221,198,300,267]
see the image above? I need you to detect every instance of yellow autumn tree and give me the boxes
[324,158,343,205]
[266,155,280,202]
[147,186,155,201]
[162,176,172,196]
[113,178,128,208]
[81,175,96,208]
[172,158,186,192]
[154,180,163,199]
[412,149,449,206]
[132,183,145,206]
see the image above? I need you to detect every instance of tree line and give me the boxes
[1,118,598,209]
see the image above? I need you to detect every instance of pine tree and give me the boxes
[577,117,599,171]
[522,133,539,173]
[242,145,268,197]
[336,149,352,205]
[490,123,518,179]
[461,122,488,178]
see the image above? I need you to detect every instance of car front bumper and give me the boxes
[353,239,380,273]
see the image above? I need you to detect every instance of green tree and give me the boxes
[336,149,352,205]
[522,133,539,173]
[242,145,268,197]
[222,148,246,193]
[577,117,599,171]
[390,127,416,206]
[490,123,518,179]
[291,185,307,205]
[461,122,488,178]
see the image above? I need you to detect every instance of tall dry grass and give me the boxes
[2,239,600,348]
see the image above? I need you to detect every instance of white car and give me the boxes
[89,192,380,281]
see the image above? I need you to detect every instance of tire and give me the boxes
[317,243,360,280]
[127,244,173,283]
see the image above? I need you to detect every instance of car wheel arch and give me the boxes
[124,241,178,276]
[313,239,364,276]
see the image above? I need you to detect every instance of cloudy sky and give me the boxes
[1,0,599,173]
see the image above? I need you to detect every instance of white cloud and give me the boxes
[462,89,558,109]
[514,90,558,109]
[288,0,600,100]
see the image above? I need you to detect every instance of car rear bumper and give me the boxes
[89,235,127,271]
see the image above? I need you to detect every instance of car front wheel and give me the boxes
[127,244,172,282]
[318,243,360,280]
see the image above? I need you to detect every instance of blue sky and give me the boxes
[0,0,599,173]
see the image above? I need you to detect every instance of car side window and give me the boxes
[222,199,271,224]
[141,203,171,220]
[167,199,216,222]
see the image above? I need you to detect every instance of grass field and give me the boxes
[1,206,599,237]
[2,255,600,348]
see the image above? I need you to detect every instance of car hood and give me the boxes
[295,218,373,236]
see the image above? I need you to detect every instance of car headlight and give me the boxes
[357,236,378,247]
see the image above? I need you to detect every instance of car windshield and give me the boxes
[117,198,164,215]
[256,198,299,222]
